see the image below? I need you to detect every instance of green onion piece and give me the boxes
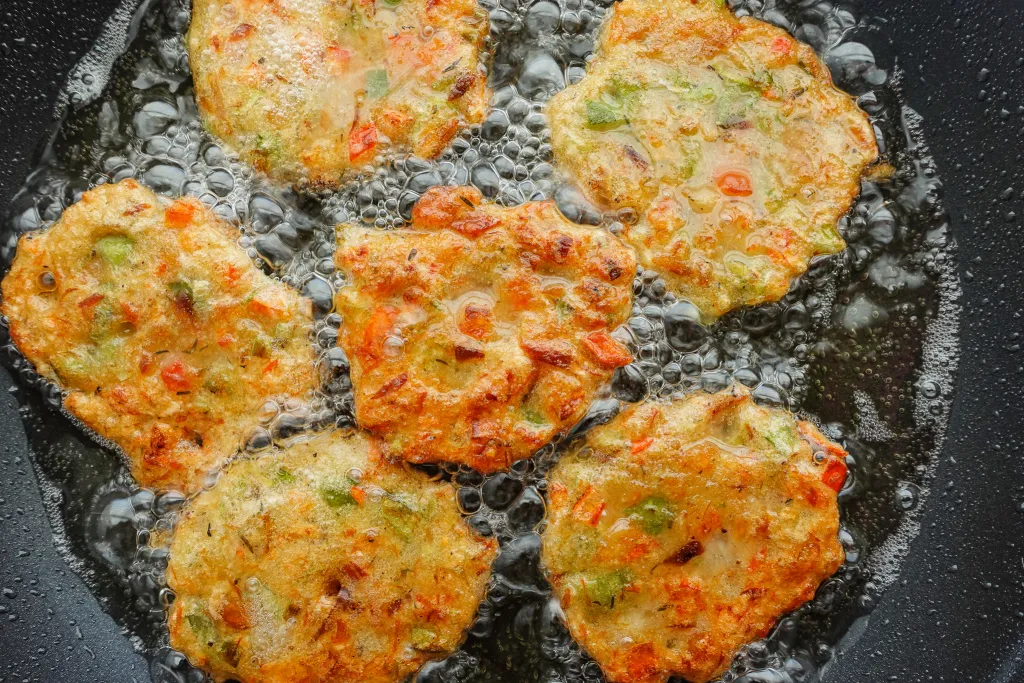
[381,496,418,538]
[411,626,440,651]
[585,100,626,127]
[89,301,116,342]
[321,485,356,508]
[365,69,389,99]
[186,613,216,643]
[249,334,271,358]
[169,280,195,306]
[95,235,134,267]
[255,133,282,160]
[679,84,717,103]
[522,407,548,426]
[586,569,632,608]
[810,222,844,251]
[272,323,293,342]
[625,496,676,534]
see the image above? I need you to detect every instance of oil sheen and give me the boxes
[0,0,960,681]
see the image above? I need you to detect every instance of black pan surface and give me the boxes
[1,1,1023,682]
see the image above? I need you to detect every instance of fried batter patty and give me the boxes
[0,180,315,493]
[547,0,878,319]
[335,186,636,472]
[189,0,490,186]
[541,386,847,683]
[167,430,497,683]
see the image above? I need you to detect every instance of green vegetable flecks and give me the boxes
[249,334,271,358]
[186,613,216,644]
[272,322,293,342]
[522,406,548,426]
[411,626,441,651]
[810,222,844,252]
[89,301,116,342]
[52,352,88,383]
[255,133,282,160]
[625,496,676,534]
[95,235,134,267]
[585,100,626,127]
[554,298,574,319]
[365,69,389,99]
[586,569,633,608]
[321,484,356,508]
[381,496,417,538]
[169,280,195,306]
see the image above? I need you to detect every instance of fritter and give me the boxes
[541,386,847,683]
[166,429,497,683]
[0,180,316,494]
[335,185,636,473]
[188,0,490,186]
[547,0,878,319]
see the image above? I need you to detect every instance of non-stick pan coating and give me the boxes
[1,1,1023,682]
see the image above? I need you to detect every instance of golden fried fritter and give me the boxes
[335,186,635,472]
[167,429,497,683]
[188,0,490,186]
[547,0,878,319]
[1,180,316,493]
[541,386,847,683]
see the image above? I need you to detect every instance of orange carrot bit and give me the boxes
[349,121,378,162]
[229,23,256,42]
[716,170,754,197]
[160,358,193,392]
[583,331,633,369]
[165,199,197,229]
[219,600,250,630]
[350,487,367,506]
[361,305,400,362]
[770,35,793,55]
[630,436,655,455]
[547,481,568,505]
[625,643,659,681]
[325,43,353,73]
[571,485,595,515]
[625,539,655,562]
[119,301,140,324]
[821,458,847,492]
[78,292,105,309]
[571,486,606,527]
[450,213,499,237]
[167,603,183,633]
[247,292,286,319]
[262,359,279,375]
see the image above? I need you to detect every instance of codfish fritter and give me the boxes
[547,0,878,319]
[0,180,316,494]
[188,0,490,186]
[167,430,497,683]
[541,386,847,683]
[335,186,636,473]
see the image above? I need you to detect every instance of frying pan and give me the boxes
[1,0,1023,681]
